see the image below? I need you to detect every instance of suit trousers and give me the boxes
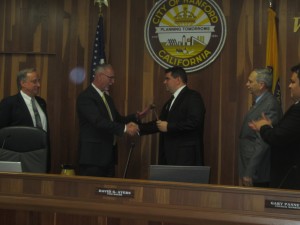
[79,163,115,177]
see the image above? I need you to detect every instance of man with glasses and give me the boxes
[77,64,140,177]
[239,68,282,187]
[0,68,48,132]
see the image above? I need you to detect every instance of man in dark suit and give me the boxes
[139,66,206,166]
[239,68,282,187]
[0,68,50,170]
[0,68,48,131]
[77,64,139,177]
[249,63,300,189]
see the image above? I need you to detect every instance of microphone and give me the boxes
[1,134,11,149]
[150,103,159,120]
[123,142,135,178]
[278,165,297,188]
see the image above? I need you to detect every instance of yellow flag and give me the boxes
[266,8,281,103]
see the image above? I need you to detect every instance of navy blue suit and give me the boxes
[0,92,50,171]
[0,93,47,129]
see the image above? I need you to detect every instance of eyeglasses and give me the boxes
[28,79,41,84]
[102,73,115,80]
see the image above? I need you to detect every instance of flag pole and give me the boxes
[94,0,109,16]
[269,0,272,8]
[266,0,281,104]
[90,0,109,82]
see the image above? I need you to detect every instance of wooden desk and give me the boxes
[0,173,299,225]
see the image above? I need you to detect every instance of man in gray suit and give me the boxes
[239,68,282,187]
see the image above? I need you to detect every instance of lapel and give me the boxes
[16,92,34,125]
[35,97,47,116]
[169,86,188,113]
[247,91,271,116]
[89,86,114,119]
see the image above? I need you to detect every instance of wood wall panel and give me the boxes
[1,173,300,225]
[0,0,300,186]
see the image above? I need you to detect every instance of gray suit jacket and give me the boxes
[239,91,282,183]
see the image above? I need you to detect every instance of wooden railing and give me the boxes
[0,173,300,225]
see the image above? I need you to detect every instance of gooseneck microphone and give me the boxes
[123,142,135,178]
[150,103,159,120]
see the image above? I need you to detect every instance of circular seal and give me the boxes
[144,0,227,73]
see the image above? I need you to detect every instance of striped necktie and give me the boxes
[31,97,43,129]
[102,94,113,121]
[102,94,117,145]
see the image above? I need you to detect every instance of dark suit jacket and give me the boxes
[76,85,137,167]
[0,92,47,129]
[260,102,300,189]
[0,92,50,171]
[239,91,282,183]
[140,86,205,165]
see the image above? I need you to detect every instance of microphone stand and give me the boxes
[278,165,297,188]
[150,104,159,120]
[123,142,135,178]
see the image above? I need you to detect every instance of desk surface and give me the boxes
[0,172,299,225]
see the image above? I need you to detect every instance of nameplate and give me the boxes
[265,200,300,210]
[96,188,134,198]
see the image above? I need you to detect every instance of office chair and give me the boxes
[0,126,48,173]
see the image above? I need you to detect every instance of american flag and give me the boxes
[90,15,106,82]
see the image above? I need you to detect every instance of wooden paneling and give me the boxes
[1,173,300,225]
[0,0,300,186]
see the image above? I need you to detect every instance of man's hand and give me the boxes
[156,120,168,132]
[126,122,140,136]
[248,112,272,131]
[136,104,153,120]
[242,176,253,187]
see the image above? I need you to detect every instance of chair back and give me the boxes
[0,126,48,173]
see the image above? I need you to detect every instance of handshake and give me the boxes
[125,122,140,136]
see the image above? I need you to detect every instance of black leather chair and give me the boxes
[0,126,48,173]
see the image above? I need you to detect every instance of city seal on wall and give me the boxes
[144,0,227,73]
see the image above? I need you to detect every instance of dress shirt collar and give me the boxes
[173,85,186,99]
[255,91,267,104]
[20,90,32,101]
[92,83,105,97]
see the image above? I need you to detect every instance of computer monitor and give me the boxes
[0,161,22,172]
[148,165,210,184]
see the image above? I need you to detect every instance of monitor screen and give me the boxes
[148,165,210,184]
[0,161,22,172]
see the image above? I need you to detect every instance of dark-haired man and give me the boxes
[249,64,300,189]
[140,66,206,166]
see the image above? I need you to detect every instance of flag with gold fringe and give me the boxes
[266,7,281,104]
